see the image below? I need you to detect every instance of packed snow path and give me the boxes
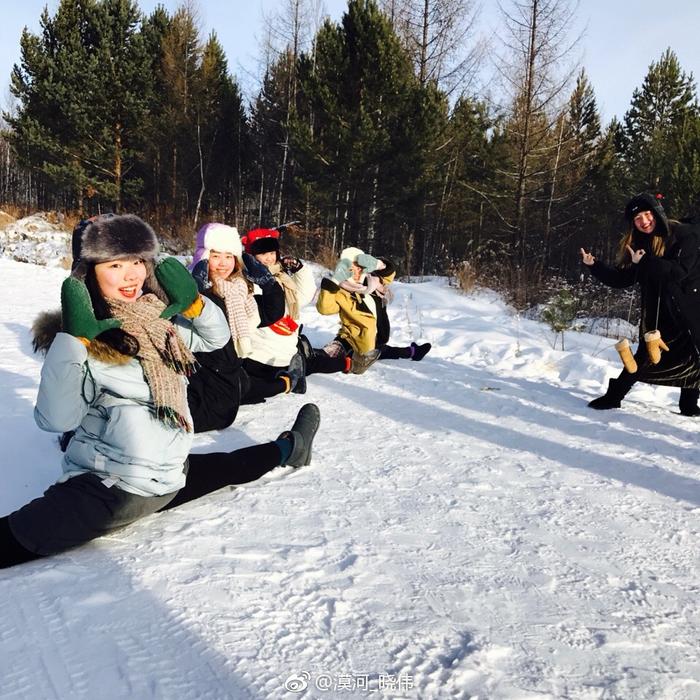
[0,258,697,699]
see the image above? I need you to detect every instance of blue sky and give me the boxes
[2,0,699,125]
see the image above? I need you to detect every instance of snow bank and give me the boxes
[0,212,71,267]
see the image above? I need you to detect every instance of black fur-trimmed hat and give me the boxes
[71,213,160,279]
[624,193,669,236]
[241,228,280,256]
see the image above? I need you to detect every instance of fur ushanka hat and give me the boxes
[624,193,670,237]
[33,214,163,355]
[190,222,242,270]
[71,214,160,280]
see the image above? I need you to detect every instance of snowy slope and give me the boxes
[0,257,698,700]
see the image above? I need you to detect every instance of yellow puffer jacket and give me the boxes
[316,278,378,354]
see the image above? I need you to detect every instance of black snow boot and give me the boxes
[587,376,632,410]
[410,342,432,361]
[297,333,314,363]
[278,403,321,467]
[0,516,42,568]
[277,351,307,394]
[679,387,700,416]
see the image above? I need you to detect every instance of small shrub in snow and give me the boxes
[315,243,338,272]
[453,260,477,293]
[541,288,578,349]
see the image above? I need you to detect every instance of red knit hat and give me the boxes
[241,228,280,255]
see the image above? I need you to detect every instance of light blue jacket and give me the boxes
[34,298,230,497]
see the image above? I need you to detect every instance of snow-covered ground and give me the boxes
[0,241,698,698]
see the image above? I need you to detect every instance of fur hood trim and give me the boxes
[31,309,131,364]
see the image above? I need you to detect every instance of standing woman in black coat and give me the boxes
[581,193,700,415]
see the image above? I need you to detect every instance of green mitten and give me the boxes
[331,259,352,283]
[155,257,199,318]
[61,277,121,341]
[356,253,380,272]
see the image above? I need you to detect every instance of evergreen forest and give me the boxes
[2,0,700,306]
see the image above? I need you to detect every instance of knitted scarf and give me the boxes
[107,294,197,432]
[269,262,300,319]
[213,276,256,343]
[340,274,382,297]
[371,278,392,306]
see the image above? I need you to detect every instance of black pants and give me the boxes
[187,364,246,433]
[306,351,346,375]
[241,358,289,403]
[610,369,700,409]
[378,344,412,360]
[0,442,281,568]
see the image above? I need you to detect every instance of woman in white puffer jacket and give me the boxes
[240,228,316,391]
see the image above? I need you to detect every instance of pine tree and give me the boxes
[91,0,151,210]
[138,5,172,216]
[295,0,441,269]
[7,0,99,210]
[543,70,602,273]
[194,32,229,222]
[159,5,201,218]
[6,0,152,212]
[250,51,298,227]
[622,48,700,215]
[437,96,499,265]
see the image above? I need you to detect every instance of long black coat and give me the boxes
[589,221,700,363]
[187,283,285,432]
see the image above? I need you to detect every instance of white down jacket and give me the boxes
[34,298,230,497]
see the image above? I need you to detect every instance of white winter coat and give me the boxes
[247,264,316,367]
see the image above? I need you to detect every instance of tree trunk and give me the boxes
[514,0,538,267]
[543,115,565,272]
[193,117,206,229]
[114,122,122,212]
[171,144,178,209]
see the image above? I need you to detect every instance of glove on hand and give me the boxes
[356,253,380,272]
[191,259,212,293]
[281,256,303,274]
[331,259,352,283]
[61,277,121,341]
[242,252,275,288]
[155,257,199,319]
